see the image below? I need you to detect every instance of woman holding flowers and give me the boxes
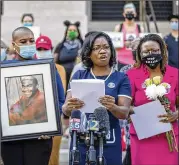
[127,34,178,165]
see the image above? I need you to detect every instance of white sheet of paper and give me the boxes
[131,100,172,140]
[27,26,41,41]
[103,31,124,48]
[70,79,105,113]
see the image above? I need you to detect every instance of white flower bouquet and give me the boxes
[143,76,178,152]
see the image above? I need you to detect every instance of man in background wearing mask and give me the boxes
[36,35,53,59]
[164,14,179,69]
[12,27,36,60]
[114,3,144,70]
[21,13,34,27]
[1,27,65,165]
[35,35,66,165]
[35,35,66,90]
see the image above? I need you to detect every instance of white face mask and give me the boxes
[36,50,53,59]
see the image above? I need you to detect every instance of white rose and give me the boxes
[156,85,167,97]
[145,84,158,100]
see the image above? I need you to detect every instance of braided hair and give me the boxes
[80,31,116,68]
[134,34,168,74]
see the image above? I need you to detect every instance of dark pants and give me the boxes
[1,138,52,165]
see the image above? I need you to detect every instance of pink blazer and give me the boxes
[127,64,179,135]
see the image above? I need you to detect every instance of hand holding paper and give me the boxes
[99,95,115,110]
[65,97,85,111]
[70,79,105,113]
[131,100,172,140]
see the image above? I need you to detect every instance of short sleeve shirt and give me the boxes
[68,69,131,165]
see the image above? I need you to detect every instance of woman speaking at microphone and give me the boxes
[62,31,132,165]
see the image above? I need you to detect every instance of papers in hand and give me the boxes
[131,100,172,140]
[70,79,105,113]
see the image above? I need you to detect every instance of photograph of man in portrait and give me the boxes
[5,75,48,126]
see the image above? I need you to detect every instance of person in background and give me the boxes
[35,35,66,165]
[71,31,99,77]
[70,51,84,77]
[21,13,34,27]
[1,40,8,61]
[119,37,141,165]
[35,35,67,91]
[54,20,83,89]
[62,31,132,165]
[114,3,144,71]
[164,14,179,69]
[127,34,178,165]
[1,27,65,165]
[54,20,83,137]
[35,35,53,58]
[120,37,141,73]
[6,44,17,60]
[1,40,20,61]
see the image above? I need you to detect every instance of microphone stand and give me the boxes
[70,131,80,165]
[97,131,106,165]
[85,114,98,165]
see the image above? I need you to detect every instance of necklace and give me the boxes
[90,68,113,82]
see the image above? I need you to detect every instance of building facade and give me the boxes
[1,1,178,46]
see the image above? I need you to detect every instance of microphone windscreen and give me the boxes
[94,107,110,134]
[80,112,88,132]
[71,110,81,119]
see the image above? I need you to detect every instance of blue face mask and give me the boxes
[14,43,36,59]
[36,50,53,59]
[170,22,178,30]
[1,48,7,61]
[23,23,33,27]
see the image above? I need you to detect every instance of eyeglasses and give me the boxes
[92,45,110,52]
[141,49,161,57]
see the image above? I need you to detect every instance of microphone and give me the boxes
[78,112,88,143]
[94,107,110,165]
[86,114,99,164]
[80,112,88,133]
[69,110,81,164]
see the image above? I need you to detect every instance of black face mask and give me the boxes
[141,54,162,69]
[125,13,135,20]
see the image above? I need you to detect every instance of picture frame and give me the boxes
[1,59,62,142]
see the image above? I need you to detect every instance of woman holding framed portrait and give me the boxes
[1,27,65,165]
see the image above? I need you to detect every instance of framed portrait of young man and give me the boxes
[1,59,62,141]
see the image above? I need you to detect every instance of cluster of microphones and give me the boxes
[69,107,110,165]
